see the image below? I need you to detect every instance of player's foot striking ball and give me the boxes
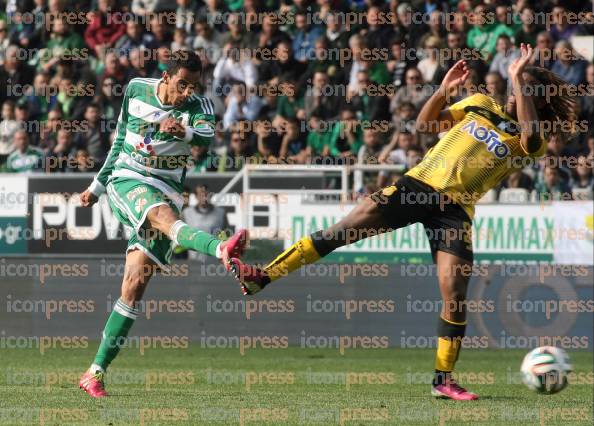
[231,44,577,400]
[77,51,248,398]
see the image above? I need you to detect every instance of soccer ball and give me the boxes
[521,346,572,394]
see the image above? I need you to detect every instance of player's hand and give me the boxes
[160,117,186,139]
[80,189,98,207]
[440,60,470,97]
[508,43,534,81]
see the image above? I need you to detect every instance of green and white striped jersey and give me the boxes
[6,146,44,173]
[88,77,215,208]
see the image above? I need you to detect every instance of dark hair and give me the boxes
[525,66,578,142]
[167,50,203,75]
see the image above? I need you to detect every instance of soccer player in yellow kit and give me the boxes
[229,44,577,400]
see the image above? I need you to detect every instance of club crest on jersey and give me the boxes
[461,120,510,159]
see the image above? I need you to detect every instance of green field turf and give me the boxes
[0,347,592,425]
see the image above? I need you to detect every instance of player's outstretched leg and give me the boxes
[430,251,478,401]
[148,204,248,264]
[79,250,154,398]
[229,197,392,295]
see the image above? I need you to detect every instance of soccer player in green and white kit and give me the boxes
[78,51,247,398]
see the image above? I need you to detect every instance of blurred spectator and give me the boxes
[533,31,554,69]
[38,107,63,153]
[0,45,35,105]
[0,100,20,157]
[99,51,130,89]
[6,130,44,173]
[259,40,305,86]
[304,71,341,120]
[256,13,291,56]
[220,130,258,171]
[176,0,197,34]
[324,12,350,51]
[326,108,362,160]
[348,69,391,122]
[188,145,218,173]
[379,130,417,166]
[549,6,579,42]
[418,11,446,50]
[571,155,593,191]
[0,21,8,64]
[386,38,413,89]
[181,184,230,261]
[38,17,85,73]
[358,127,384,165]
[74,103,110,163]
[191,16,223,64]
[305,115,330,159]
[489,34,519,80]
[292,11,324,62]
[394,3,425,49]
[551,40,587,86]
[255,120,282,159]
[502,170,533,191]
[172,28,189,51]
[132,0,177,16]
[69,149,98,173]
[274,80,304,124]
[534,164,572,201]
[392,101,416,133]
[56,77,90,121]
[484,72,507,106]
[514,7,540,48]
[466,4,514,60]
[417,36,443,83]
[390,68,430,113]
[85,0,126,58]
[365,6,394,50]
[94,77,122,125]
[279,119,307,162]
[213,41,258,93]
[223,83,264,130]
[47,128,76,172]
[114,21,158,63]
[221,13,257,49]
[25,72,57,121]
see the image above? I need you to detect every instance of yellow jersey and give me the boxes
[406,93,545,219]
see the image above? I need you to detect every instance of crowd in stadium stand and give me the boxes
[0,0,592,201]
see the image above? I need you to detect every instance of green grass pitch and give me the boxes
[0,347,592,425]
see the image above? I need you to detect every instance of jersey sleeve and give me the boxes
[448,93,489,121]
[184,97,216,147]
[88,83,132,196]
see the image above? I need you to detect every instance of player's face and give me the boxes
[164,68,201,106]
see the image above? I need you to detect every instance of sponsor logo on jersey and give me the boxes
[461,120,510,159]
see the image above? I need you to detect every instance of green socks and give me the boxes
[91,299,138,372]
[169,220,221,257]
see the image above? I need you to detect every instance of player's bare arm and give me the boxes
[508,43,543,154]
[416,60,470,135]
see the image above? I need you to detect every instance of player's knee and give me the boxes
[441,277,467,303]
[121,268,148,305]
[147,205,176,233]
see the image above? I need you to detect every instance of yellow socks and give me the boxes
[263,237,321,282]
[434,316,467,384]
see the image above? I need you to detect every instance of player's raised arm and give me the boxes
[416,60,470,135]
[81,84,132,207]
[508,43,542,154]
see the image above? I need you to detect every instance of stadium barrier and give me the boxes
[1,167,591,265]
